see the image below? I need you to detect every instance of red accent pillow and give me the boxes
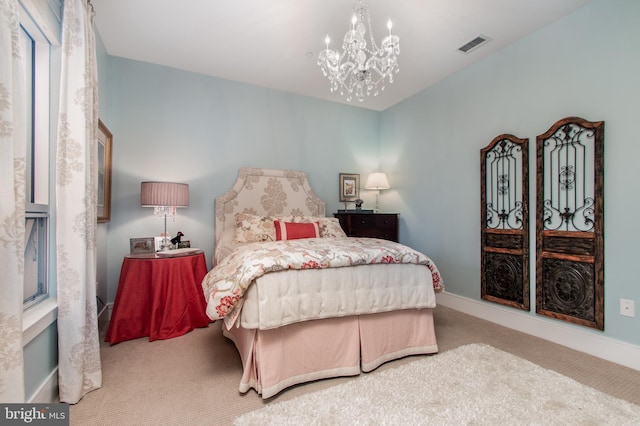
[274,220,320,240]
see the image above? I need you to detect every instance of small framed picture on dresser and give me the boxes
[339,173,360,202]
[130,237,155,255]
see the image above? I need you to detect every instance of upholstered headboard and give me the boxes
[215,167,326,249]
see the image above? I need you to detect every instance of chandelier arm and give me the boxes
[365,57,390,79]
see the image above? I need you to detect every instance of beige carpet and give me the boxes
[70,306,640,425]
[234,343,640,425]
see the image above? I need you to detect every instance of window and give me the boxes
[20,5,53,309]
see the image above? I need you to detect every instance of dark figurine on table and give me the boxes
[171,231,184,246]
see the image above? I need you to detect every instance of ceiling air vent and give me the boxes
[458,35,490,53]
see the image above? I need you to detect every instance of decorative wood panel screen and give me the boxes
[481,134,529,310]
[536,117,604,330]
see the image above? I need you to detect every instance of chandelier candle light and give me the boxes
[318,0,400,102]
[140,181,189,251]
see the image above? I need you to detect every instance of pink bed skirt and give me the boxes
[223,308,438,399]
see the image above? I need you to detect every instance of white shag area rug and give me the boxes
[234,343,640,425]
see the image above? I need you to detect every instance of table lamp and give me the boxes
[365,172,390,213]
[140,181,189,251]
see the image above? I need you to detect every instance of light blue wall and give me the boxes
[104,58,380,302]
[380,0,640,345]
[23,323,57,400]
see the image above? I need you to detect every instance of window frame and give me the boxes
[20,3,52,311]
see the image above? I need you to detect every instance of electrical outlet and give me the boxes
[620,299,635,318]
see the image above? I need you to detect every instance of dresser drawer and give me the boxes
[349,215,377,229]
[374,214,397,229]
[334,213,399,242]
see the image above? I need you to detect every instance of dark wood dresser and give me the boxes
[334,212,399,242]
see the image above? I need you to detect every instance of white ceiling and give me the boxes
[92,0,592,111]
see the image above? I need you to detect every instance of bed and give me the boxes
[202,167,443,398]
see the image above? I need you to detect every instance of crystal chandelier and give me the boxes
[317,0,400,102]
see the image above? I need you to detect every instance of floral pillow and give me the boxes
[317,218,348,238]
[235,213,281,242]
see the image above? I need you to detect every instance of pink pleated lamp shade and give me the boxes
[140,182,189,207]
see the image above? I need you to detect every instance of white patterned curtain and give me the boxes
[0,0,26,403]
[56,0,101,403]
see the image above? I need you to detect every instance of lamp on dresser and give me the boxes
[140,181,189,251]
[365,172,390,213]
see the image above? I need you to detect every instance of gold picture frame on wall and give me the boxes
[339,173,360,202]
[97,119,113,223]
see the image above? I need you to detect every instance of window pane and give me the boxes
[20,26,35,203]
[24,217,48,307]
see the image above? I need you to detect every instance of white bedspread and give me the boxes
[239,263,437,330]
[202,237,443,329]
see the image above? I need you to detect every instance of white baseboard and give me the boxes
[27,367,58,403]
[436,292,640,371]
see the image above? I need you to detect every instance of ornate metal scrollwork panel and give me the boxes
[481,134,529,310]
[484,252,525,305]
[536,117,604,330]
[540,258,595,323]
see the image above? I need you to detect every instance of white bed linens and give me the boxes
[239,263,436,330]
[201,237,443,328]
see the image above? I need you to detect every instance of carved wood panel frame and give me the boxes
[536,117,604,330]
[481,134,530,310]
